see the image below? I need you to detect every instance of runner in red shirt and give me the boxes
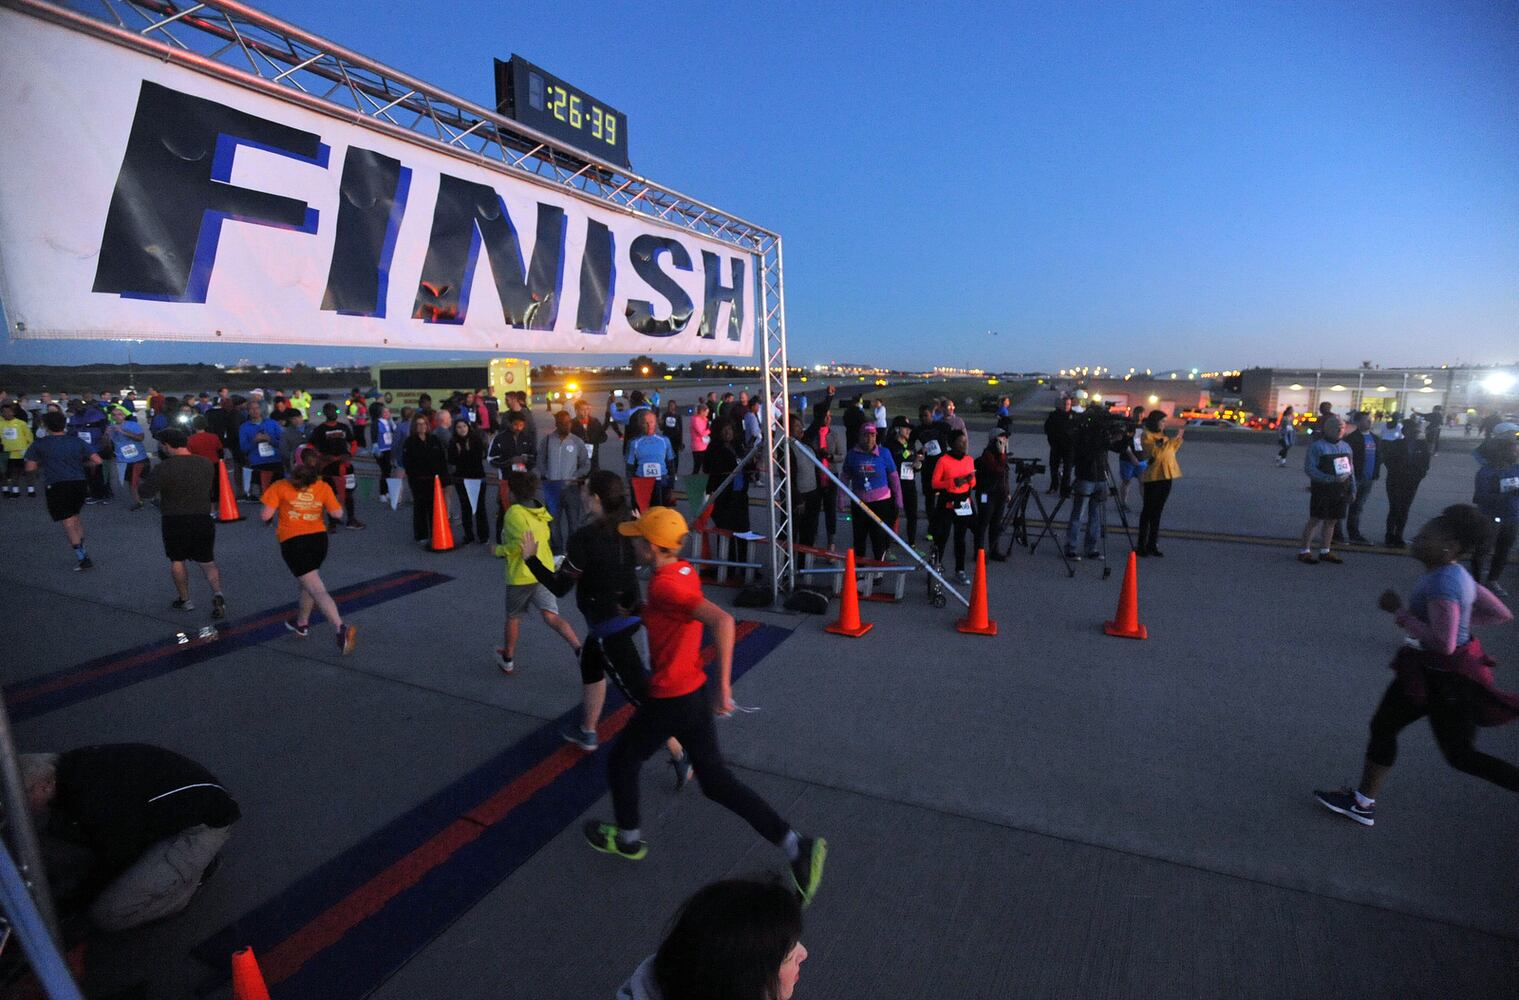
[583,507,827,905]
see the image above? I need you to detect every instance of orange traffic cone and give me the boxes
[1103,551,1148,639]
[956,548,998,636]
[215,460,243,522]
[231,947,271,1000]
[429,475,455,552]
[825,549,873,637]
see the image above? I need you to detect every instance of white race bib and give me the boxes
[954,499,973,517]
[899,465,914,481]
[1331,455,1352,476]
[2,427,16,440]
[1500,476,1519,494]
[380,430,392,447]
[924,440,942,457]
[664,416,677,428]
[345,473,357,490]
[118,442,140,460]
[257,441,276,459]
[77,430,92,444]
[641,462,662,478]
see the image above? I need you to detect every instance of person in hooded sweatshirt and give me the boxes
[494,471,581,675]
[617,878,808,1000]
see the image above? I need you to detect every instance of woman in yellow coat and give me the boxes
[1137,410,1185,557]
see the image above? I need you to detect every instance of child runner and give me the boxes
[518,470,691,784]
[584,507,828,906]
[494,471,581,675]
[1,401,35,497]
[1298,415,1354,564]
[1313,504,1516,826]
[260,448,357,654]
[24,410,102,570]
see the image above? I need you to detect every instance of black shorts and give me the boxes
[1309,482,1351,520]
[279,532,329,577]
[580,626,651,700]
[162,514,216,563]
[45,480,87,522]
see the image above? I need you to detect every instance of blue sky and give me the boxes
[2,0,1515,372]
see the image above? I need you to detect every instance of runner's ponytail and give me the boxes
[1432,503,1494,558]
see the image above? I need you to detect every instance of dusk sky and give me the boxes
[2,0,1516,372]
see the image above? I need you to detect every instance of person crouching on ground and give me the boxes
[494,470,581,675]
[21,744,239,932]
[1299,415,1355,564]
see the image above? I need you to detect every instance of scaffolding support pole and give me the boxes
[792,444,969,608]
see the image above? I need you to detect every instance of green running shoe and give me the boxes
[789,836,827,907]
[584,821,647,860]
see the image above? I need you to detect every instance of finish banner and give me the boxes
[0,8,756,356]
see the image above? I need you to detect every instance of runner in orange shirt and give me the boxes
[259,448,356,654]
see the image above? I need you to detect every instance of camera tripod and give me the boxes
[1000,458,1075,576]
[1008,458,1134,578]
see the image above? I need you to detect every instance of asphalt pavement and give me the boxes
[3,432,1516,999]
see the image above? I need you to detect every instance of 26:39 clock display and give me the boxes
[494,56,630,170]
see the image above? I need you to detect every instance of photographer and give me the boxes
[1065,408,1114,561]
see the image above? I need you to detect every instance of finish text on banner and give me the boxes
[0,8,756,356]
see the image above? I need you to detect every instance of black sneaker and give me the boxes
[1064,549,1081,561]
[789,836,828,907]
[285,619,310,638]
[583,820,647,860]
[1084,551,1103,561]
[211,594,226,620]
[1313,787,1375,826]
[345,519,367,531]
[670,753,694,791]
[171,598,195,612]
[74,557,94,571]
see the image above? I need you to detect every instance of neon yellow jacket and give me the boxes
[0,418,33,456]
[497,500,554,585]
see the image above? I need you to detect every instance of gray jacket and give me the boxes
[539,430,592,482]
[788,436,820,493]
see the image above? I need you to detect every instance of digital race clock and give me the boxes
[494,56,630,170]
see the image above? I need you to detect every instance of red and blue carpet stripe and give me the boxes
[193,619,793,1000]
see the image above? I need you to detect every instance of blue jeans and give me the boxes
[1066,478,1106,555]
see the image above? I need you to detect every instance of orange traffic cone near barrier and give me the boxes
[429,475,455,552]
[825,549,873,637]
[1103,551,1148,639]
[231,947,271,1000]
[956,548,998,636]
[215,460,243,522]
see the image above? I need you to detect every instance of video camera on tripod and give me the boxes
[1009,455,1046,481]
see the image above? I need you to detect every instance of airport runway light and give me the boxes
[1482,371,1516,394]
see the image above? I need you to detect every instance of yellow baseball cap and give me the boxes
[617,506,689,550]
